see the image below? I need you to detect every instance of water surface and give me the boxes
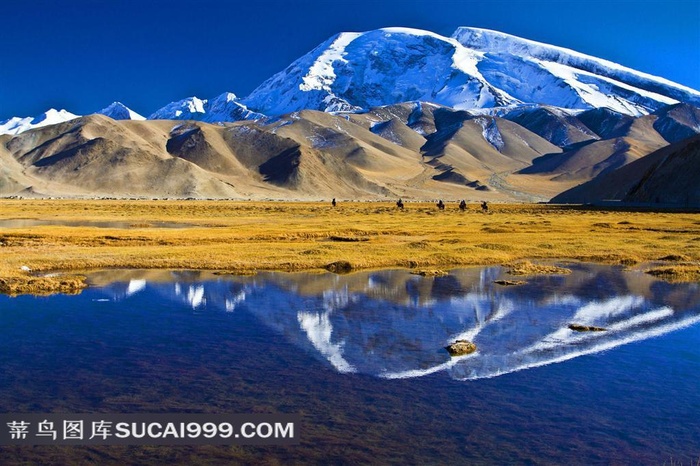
[1,264,698,464]
[0,218,193,229]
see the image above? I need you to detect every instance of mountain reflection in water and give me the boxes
[89,263,700,380]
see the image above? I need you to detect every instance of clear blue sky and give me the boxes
[1,0,698,119]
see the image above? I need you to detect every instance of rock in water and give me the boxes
[324,261,353,274]
[445,340,477,356]
[411,269,448,277]
[568,324,607,332]
[494,279,526,286]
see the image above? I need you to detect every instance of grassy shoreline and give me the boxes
[1,200,699,294]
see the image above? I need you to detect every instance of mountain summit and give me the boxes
[97,102,145,121]
[243,27,699,117]
[242,28,514,115]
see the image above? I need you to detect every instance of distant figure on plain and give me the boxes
[396,198,404,209]
[481,201,489,213]
[459,200,467,211]
[437,200,445,210]
[332,198,336,207]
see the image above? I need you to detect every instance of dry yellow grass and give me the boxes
[505,260,572,275]
[0,275,87,295]
[1,199,699,294]
[644,265,700,282]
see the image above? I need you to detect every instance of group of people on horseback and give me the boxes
[434,199,488,212]
[332,198,489,212]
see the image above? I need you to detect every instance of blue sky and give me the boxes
[1,0,698,119]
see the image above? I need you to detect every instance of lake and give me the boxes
[1,263,698,464]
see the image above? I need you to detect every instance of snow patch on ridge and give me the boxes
[537,60,677,116]
[474,116,505,151]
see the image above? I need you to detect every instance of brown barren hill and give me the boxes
[1,102,699,201]
[552,134,700,206]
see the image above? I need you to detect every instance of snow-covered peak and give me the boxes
[3,27,698,132]
[33,109,79,127]
[205,92,266,122]
[216,92,238,102]
[0,117,33,136]
[243,26,700,117]
[243,27,514,115]
[149,92,264,123]
[0,108,79,136]
[97,102,146,121]
[148,96,207,120]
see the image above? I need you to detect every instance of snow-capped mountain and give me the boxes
[97,102,145,120]
[243,27,700,117]
[1,103,145,135]
[2,27,699,136]
[148,92,265,122]
[243,28,515,116]
[0,109,79,136]
[148,96,207,120]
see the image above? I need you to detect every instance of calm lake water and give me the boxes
[0,218,193,229]
[1,264,699,464]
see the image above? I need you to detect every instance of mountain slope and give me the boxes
[576,108,634,139]
[552,135,700,206]
[519,112,671,181]
[652,103,700,143]
[3,101,699,201]
[4,115,243,198]
[0,105,566,200]
[502,106,599,147]
[453,27,700,113]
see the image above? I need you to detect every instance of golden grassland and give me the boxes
[1,199,699,294]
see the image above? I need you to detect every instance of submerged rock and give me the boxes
[445,340,477,356]
[645,265,700,283]
[568,324,607,332]
[325,261,353,274]
[411,269,448,277]
[656,254,690,262]
[494,279,526,286]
